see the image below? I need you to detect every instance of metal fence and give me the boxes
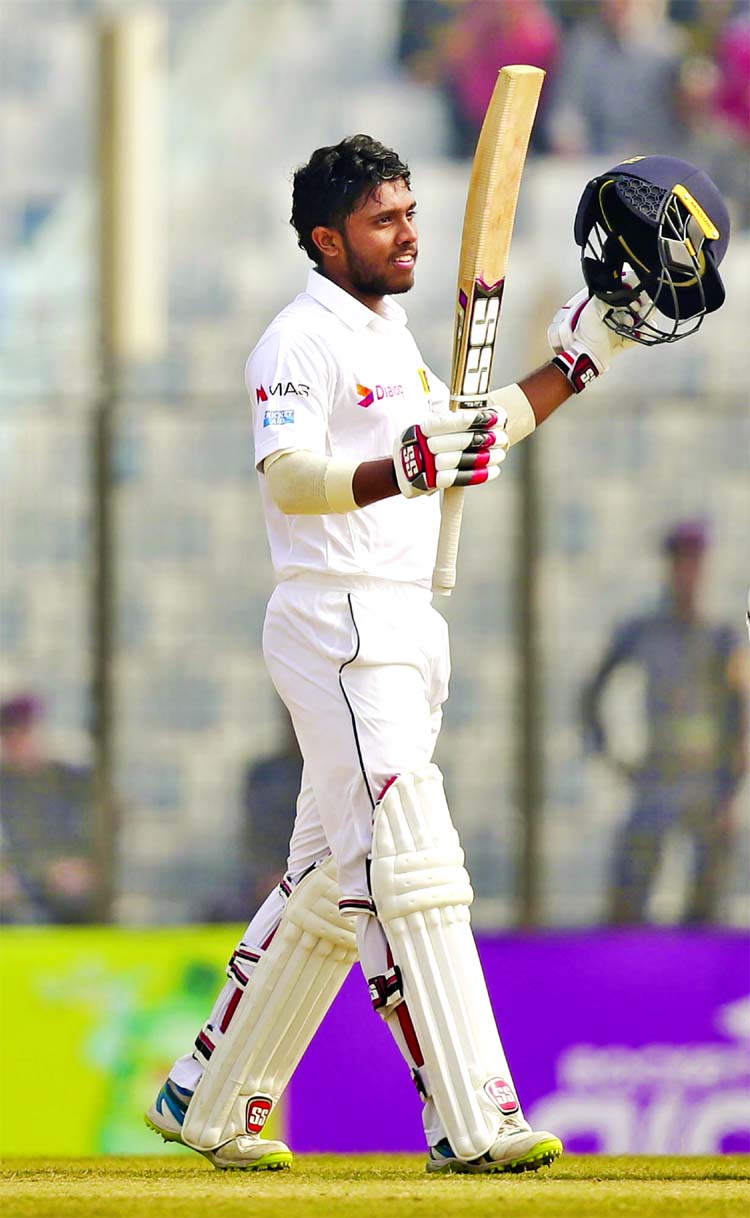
[2,390,747,926]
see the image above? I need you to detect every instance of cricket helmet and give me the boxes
[574,155,730,345]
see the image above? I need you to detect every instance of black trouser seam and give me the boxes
[338,592,376,811]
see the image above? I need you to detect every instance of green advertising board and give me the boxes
[0,925,285,1155]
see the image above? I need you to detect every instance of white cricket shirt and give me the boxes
[246,269,449,586]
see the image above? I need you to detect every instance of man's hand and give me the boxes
[393,405,509,498]
[548,285,648,392]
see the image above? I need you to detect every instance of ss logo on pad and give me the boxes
[246,1095,273,1134]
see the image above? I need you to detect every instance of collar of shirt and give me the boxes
[305,267,408,332]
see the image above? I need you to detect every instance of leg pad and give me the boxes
[182,856,356,1150]
[371,765,522,1160]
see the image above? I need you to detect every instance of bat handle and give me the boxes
[432,486,465,596]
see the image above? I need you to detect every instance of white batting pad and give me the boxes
[371,765,521,1160]
[182,857,357,1150]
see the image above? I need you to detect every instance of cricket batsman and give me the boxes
[146,140,729,1172]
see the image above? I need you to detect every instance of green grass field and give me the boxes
[2,1156,748,1218]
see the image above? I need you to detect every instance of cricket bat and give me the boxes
[432,65,544,595]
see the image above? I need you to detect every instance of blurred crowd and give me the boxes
[398,0,750,223]
[1,0,748,931]
[0,695,101,923]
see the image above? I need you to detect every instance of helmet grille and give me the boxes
[615,176,667,222]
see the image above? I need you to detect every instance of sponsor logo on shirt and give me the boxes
[263,409,295,427]
[356,382,405,408]
[256,382,310,404]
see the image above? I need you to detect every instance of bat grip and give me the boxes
[432,486,465,595]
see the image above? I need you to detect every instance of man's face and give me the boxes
[0,723,39,767]
[318,178,418,301]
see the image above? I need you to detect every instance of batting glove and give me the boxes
[548,284,648,393]
[393,405,509,498]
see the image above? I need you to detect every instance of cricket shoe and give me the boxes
[145,1078,292,1171]
[426,1115,563,1174]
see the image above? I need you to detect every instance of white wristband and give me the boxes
[488,383,536,447]
[264,449,359,515]
[323,458,359,513]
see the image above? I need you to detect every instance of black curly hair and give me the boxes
[291,135,411,264]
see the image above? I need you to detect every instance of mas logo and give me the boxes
[256,382,309,404]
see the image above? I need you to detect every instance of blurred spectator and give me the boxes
[548,0,686,158]
[240,711,302,910]
[396,0,462,83]
[0,693,100,923]
[711,9,750,142]
[399,0,561,157]
[582,522,747,925]
[671,0,741,58]
[202,707,302,921]
[677,3,750,227]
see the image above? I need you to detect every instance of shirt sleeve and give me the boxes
[246,328,335,468]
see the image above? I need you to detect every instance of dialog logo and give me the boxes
[356,382,405,408]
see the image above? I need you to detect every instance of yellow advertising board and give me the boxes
[0,925,284,1155]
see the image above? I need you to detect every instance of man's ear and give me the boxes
[311,225,343,261]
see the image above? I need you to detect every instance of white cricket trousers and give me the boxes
[264,574,450,915]
[171,574,451,1143]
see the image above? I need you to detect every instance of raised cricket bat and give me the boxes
[432,65,544,595]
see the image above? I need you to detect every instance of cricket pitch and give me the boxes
[3,1154,749,1218]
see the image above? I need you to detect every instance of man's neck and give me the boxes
[671,594,698,623]
[314,266,388,317]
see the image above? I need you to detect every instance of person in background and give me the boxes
[436,0,560,157]
[582,522,747,925]
[0,693,100,923]
[202,707,303,922]
[396,0,462,85]
[548,0,686,158]
[240,709,303,913]
[676,1,750,227]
